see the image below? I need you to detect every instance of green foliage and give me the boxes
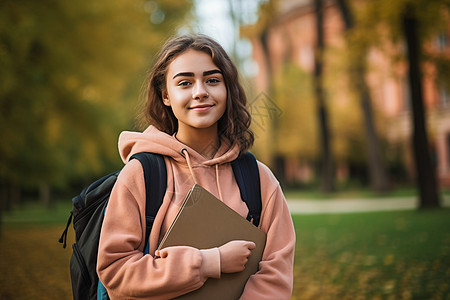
[273,63,317,159]
[0,0,192,192]
[270,57,368,166]
[323,46,368,166]
[354,0,450,60]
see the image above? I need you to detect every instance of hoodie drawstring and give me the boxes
[181,148,199,185]
[216,164,224,201]
[181,148,224,201]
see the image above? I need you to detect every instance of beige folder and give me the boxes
[157,184,266,300]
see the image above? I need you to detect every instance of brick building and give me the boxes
[243,0,450,187]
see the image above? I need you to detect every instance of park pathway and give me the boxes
[287,195,450,214]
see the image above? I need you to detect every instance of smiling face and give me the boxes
[162,49,227,135]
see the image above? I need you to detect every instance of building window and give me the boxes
[439,85,450,108]
[435,33,449,51]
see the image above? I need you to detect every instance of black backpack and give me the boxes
[59,152,261,300]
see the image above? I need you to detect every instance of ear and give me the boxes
[162,90,171,106]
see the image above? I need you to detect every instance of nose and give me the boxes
[192,82,208,100]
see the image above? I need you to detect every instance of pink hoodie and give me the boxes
[97,126,295,299]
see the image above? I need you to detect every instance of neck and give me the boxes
[175,126,221,159]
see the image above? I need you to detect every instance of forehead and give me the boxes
[167,49,219,76]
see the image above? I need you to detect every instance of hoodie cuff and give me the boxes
[199,248,221,279]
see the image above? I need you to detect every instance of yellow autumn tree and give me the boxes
[0,0,192,206]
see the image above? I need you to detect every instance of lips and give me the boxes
[190,104,214,111]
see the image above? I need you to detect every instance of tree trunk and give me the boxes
[0,181,5,228]
[40,183,51,209]
[403,6,440,208]
[314,0,334,192]
[259,30,287,184]
[336,0,389,192]
[9,182,21,210]
[227,0,241,66]
[355,66,390,191]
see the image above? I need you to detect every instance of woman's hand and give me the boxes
[218,240,256,273]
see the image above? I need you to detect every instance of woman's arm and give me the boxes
[239,163,296,300]
[97,162,221,299]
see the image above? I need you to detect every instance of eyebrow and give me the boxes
[172,69,222,79]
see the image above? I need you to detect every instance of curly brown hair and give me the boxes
[140,34,254,153]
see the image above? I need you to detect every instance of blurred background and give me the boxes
[1,0,449,299]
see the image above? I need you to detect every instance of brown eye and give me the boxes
[206,78,220,84]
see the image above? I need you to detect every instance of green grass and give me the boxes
[2,201,72,226]
[1,205,449,299]
[292,209,450,299]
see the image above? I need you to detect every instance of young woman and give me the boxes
[97,34,295,299]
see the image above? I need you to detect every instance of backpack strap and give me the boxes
[231,152,262,227]
[130,152,167,251]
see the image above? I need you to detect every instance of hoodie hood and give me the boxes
[119,125,240,167]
